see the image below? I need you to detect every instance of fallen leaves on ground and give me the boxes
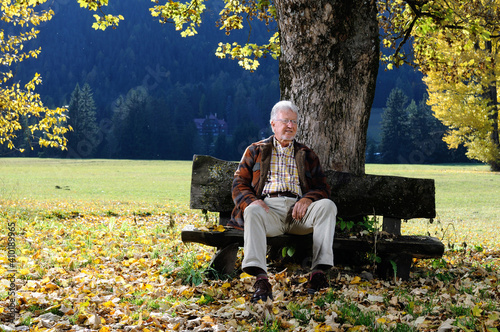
[0,201,499,331]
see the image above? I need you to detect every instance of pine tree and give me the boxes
[380,88,412,163]
[406,98,452,164]
[110,87,152,159]
[66,83,100,157]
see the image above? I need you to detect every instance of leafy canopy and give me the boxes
[380,0,500,169]
[1,0,70,151]
[379,0,500,73]
[423,38,500,167]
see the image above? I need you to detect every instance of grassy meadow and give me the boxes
[1,158,498,249]
[1,158,500,331]
[0,158,191,204]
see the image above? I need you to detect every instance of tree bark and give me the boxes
[274,0,379,175]
[485,41,500,172]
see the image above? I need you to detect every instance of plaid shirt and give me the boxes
[230,135,330,229]
[262,137,302,197]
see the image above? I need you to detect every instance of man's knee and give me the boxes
[244,204,265,217]
[243,204,268,225]
[314,198,337,216]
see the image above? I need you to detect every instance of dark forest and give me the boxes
[3,0,465,163]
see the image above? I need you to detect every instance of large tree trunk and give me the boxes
[485,41,500,172]
[274,0,379,175]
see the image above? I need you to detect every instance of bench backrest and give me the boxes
[190,155,436,222]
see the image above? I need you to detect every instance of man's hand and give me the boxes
[292,197,312,221]
[249,199,270,212]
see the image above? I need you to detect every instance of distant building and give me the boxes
[194,114,228,136]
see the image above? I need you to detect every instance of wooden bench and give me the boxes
[181,155,444,280]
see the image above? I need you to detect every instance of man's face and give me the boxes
[271,109,298,144]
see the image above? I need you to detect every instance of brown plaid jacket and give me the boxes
[229,135,330,229]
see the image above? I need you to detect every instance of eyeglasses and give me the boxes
[275,119,298,125]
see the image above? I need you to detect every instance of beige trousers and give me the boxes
[242,197,337,273]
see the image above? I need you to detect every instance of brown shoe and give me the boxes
[251,278,273,303]
[307,271,329,294]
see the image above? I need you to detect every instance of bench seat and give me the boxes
[182,227,444,279]
[182,155,445,280]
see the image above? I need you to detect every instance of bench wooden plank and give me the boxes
[181,228,444,280]
[181,228,444,259]
[190,155,436,221]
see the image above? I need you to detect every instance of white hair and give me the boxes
[270,100,299,123]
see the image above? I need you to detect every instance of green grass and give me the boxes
[0,158,192,213]
[1,158,498,249]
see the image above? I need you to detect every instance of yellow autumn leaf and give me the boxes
[24,281,37,291]
[43,283,59,291]
[234,297,246,305]
[19,268,30,275]
[315,323,333,331]
[56,256,65,263]
[101,301,115,308]
[214,225,225,232]
[222,282,231,288]
[18,256,29,263]
[472,304,483,317]
[350,276,362,284]
[240,272,252,279]
[99,327,110,332]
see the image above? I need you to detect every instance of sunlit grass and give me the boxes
[0,158,191,201]
[0,158,192,215]
[1,158,499,250]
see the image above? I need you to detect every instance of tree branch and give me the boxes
[393,16,417,61]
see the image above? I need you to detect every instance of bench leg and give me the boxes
[377,253,412,281]
[382,217,402,236]
[206,243,239,278]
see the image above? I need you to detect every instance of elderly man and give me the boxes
[229,100,337,302]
